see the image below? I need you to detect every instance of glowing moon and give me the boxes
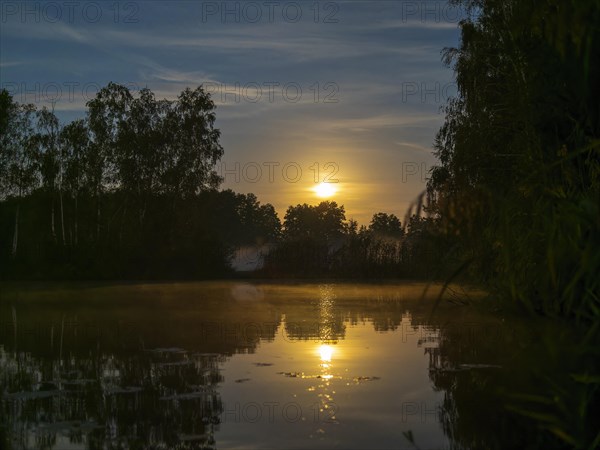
[314,182,337,198]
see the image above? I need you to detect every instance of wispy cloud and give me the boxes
[1,0,457,223]
[0,61,25,68]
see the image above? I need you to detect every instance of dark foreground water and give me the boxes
[0,282,589,449]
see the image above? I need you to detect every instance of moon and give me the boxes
[314,182,337,198]
[318,344,334,362]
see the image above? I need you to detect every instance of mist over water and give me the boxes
[0,282,578,449]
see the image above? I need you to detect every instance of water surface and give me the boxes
[0,282,578,449]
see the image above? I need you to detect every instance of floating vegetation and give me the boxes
[352,376,381,383]
[104,386,143,395]
[277,371,304,378]
[149,347,187,354]
[3,390,61,400]
[160,391,216,401]
[430,364,503,373]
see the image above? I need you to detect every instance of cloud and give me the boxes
[0,1,457,223]
[0,61,24,68]
[371,19,461,31]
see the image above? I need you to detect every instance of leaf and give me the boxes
[402,430,415,444]
[570,374,600,385]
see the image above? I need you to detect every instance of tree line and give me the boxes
[425,0,599,322]
[423,3,599,447]
[0,84,275,278]
[264,202,446,278]
[1,85,439,279]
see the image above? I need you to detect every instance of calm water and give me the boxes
[0,282,581,449]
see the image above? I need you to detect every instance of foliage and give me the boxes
[427,0,600,323]
[282,201,347,241]
[425,1,600,447]
[0,85,281,279]
[264,206,448,278]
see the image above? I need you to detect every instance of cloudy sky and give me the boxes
[1,1,462,224]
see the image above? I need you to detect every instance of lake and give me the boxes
[0,282,586,449]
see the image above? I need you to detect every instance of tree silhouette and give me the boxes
[426,0,600,319]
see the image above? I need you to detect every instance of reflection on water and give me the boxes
[0,282,589,449]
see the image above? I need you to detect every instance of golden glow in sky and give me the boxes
[314,182,338,198]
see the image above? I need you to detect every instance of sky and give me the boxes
[0,0,462,225]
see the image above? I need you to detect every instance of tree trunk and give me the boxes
[60,189,66,246]
[11,203,19,258]
[51,196,57,243]
[96,197,101,241]
[120,198,128,244]
[75,194,78,245]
